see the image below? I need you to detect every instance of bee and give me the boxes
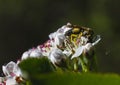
[65,24,94,44]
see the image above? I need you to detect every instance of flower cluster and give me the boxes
[0,23,101,85]
[22,23,101,65]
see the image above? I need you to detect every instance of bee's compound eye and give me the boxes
[72,28,80,33]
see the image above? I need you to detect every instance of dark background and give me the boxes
[0,0,120,74]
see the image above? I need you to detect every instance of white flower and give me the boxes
[21,48,43,60]
[48,48,66,65]
[2,61,24,85]
[49,32,66,48]
[2,61,22,77]
[21,49,32,60]
[71,35,101,59]
[48,23,72,48]
[29,48,43,58]
[57,23,72,34]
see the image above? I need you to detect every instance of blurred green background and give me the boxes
[0,0,120,74]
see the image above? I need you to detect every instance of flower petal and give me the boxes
[83,43,93,53]
[71,46,84,59]
[54,33,66,47]
[92,35,101,46]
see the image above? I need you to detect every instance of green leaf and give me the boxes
[18,57,120,85]
[31,73,120,85]
[19,57,55,75]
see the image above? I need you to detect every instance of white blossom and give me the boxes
[1,61,23,85]
[21,48,43,60]
[2,61,22,77]
[48,48,66,65]
[57,23,72,34]
[21,49,32,60]
[29,48,43,58]
[71,36,101,59]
